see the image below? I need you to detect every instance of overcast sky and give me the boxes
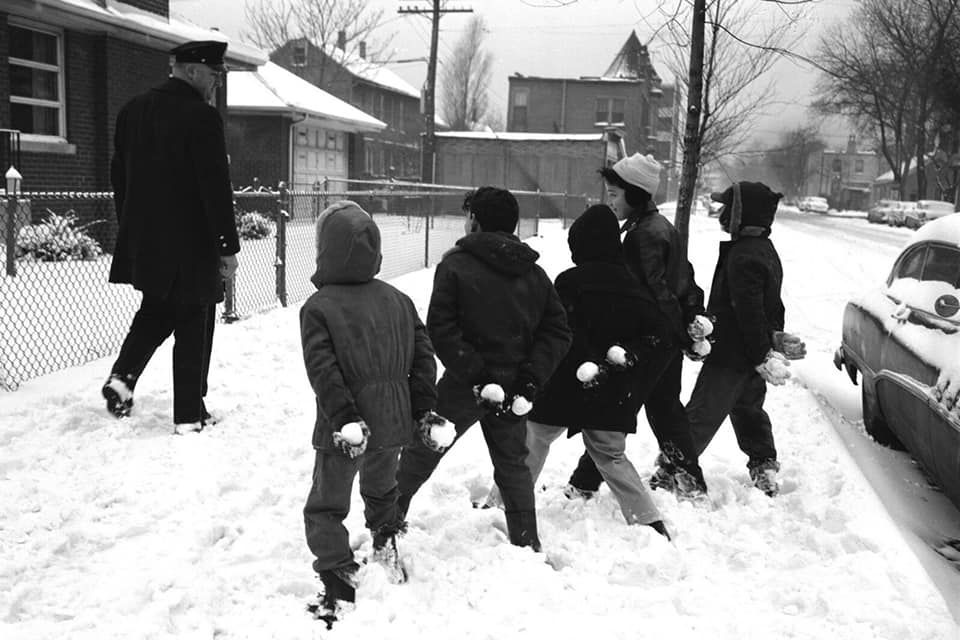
[172,0,856,149]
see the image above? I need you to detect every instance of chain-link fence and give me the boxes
[1,182,587,391]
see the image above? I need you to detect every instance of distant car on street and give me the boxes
[884,201,917,227]
[869,199,899,224]
[834,213,960,509]
[800,196,829,214]
[905,200,956,230]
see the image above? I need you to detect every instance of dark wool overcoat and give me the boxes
[300,203,438,451]
[621,206,704,346]
[704,232,785,371]
[528,206,672,433]
[109,78,240,304]
[427,231,571,392]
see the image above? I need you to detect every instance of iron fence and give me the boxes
[1,183,589,391]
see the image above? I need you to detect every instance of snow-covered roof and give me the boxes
[28,0,266,68]
[318,45,419,99]
[228,62,385,132]
[910,212,960,248]
[435,131,604,141]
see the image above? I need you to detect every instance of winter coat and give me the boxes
[621,206,704,347]
[704,231,785,371]
[300,202,437,451]
[427,231,571,393]
[528,205,672,433]
[109,78,240,305]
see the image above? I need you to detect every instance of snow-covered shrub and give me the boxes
[16,211,104,262]
[237,211,275,240]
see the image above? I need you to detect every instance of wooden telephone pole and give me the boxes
[398,2,473,183]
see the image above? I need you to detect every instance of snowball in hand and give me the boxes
[511,395,533,416]
[693,315,714,337]
[340,421,365,445]
[692,340,711,357]
[576,361,600,383]
[430,421,456,448]
[479,383,505,403]
[606,345,628,366]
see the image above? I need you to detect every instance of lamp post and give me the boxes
[2,129,22,277]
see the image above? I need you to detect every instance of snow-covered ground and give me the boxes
[1,212,958,640]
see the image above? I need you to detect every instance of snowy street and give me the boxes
[1,211,958,639]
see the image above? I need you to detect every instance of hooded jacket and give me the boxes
[300,202,437,450]
[427,230,571,391]
[706,184,786,370]
[529,205,672,433]
[621,203,704,346]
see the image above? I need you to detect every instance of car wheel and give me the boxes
[861,384,906,450]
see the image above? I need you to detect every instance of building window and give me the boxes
[512,89,528,131]
[595,98,625,125]
[832,158,842,172]
[8,22,65,138]
[292,40,308,67]
[398,101,405,133]
[855,158,864,173]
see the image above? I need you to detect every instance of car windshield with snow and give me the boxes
[834,213,960,509]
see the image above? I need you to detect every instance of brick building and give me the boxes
[271,36,423,181]
[2,0,264,192]
[807,135,883,210]
[227,62,386,191]
[506,31,669,159]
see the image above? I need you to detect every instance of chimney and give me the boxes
[359,41,366,59]
[337,30,346,51]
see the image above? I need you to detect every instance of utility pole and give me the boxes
[674,0,706,262]
[399,2,473,183]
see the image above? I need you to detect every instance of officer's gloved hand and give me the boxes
[772,330,807,360]
[416,410,456,452]
[332,420,369,458]
[755,350,791,386]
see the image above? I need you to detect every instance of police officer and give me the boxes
[102,40,240,434]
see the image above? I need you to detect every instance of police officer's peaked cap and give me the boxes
[170,40,227,71]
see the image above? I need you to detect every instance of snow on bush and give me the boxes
[237,211,275,240]
[15,211,104,261]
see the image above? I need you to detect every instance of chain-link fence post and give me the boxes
[322,177,329,210]
[4,194,16,277]
[276,185,289,307]
[424,192,432,268]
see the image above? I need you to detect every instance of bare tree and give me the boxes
[815,0,959,199]
[439,16,494,130]
[242,0,390,86]
[766,123,826,199]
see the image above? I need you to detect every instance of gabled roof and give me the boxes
[303,41,420,99]
[228,62,385,133]
[25,0,266,68]
[603,30,660,84]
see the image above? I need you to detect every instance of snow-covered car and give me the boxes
[905,200,956,230]
[800,196,829,214]
[868,199,898,224]
[834,213,960,508]
[885,201,917,227]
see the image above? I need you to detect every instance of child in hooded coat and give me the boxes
[486,204,673,537]
[300,201,439,626]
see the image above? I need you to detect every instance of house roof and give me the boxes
[309,42,420,99]
[436,131,604,141]
[603,30,661,84]
[228,62,386,132]
[25,1,267,68]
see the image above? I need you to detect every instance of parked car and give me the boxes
[834,213,960,508]
[885,201,917,227]
[905,200,956,229]
[868,199,898,224]
[800,196,829,214]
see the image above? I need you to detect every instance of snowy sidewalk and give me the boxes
[0,218,956,639]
